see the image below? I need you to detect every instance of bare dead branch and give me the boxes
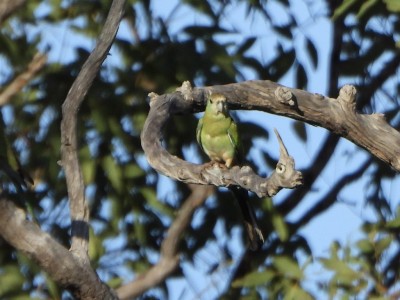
[0,0,26,25]
[0,1,126,298]
[232,81,400,171]
[117,185,214,299]
[60,0,125,262]
[0,198,118,299]
[141,83,303,199]
[141,81,400,201]
[0,52,47,106]
[277,52,400,217]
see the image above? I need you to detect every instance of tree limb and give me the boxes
[141,83,303,198]
[0,1,126,299]
[117,185,214,299]
[0,198,118,299]
[0,0,26,25]
[0,52,47,106]
[60,0,125,261]
[141,80,400,201]
[278,46,400,217]
[277,14,345,216]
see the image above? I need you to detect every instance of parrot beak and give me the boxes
[216,100,226,114]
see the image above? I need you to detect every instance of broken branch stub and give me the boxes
[141,82,303,198]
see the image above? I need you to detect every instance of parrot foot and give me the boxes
[204,161,228,170]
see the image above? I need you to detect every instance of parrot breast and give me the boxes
[200,115,236,165]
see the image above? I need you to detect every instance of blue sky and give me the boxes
[17,0,400,298]
[143,1,399,298]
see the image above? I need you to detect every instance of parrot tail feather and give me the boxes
[230,187,265,251]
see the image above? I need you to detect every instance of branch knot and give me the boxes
[176,81,193,101]
[337,85,357,112]
[275,86,296,106]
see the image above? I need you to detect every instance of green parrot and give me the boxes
[196,93,264,250]
[0,114,33,192]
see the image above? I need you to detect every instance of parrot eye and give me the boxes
[276,163,286,174]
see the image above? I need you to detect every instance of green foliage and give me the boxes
[0,0,399,299]
[383,0,400,12]
[0,265,25,297]
[319,212,400,299]
[232,255,312,299]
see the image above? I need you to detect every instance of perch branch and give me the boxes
[0,52,47,106]
[60,0,125,260]
[277,52,400,216]
[142,83,303,197]
[117,185,214,299]
[0,198,117,299]
[141,81,400,198]
[213,81,400,171]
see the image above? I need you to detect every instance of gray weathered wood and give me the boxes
[141,80,400,200]
[141,82,304,198]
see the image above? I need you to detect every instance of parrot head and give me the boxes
[207,93,228,116]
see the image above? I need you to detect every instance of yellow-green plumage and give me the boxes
[196,93,240,168]
[196,93,264,250]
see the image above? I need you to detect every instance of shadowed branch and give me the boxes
[60,0,125,260]
[117,185,214,299]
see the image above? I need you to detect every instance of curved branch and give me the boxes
[117,185,214,299]
[277,14,345,216]
[0,198,117,299]
[60,0,125,260]
[141,81,400,198]
[141,84,303,198]
[278,45,400,217]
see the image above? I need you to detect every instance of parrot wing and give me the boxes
[227,118,243,162]
[196,117,204,152]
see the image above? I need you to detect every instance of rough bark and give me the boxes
[0,0,125,299]
[141,83,304,199]
[60,0,125,262]
[0,198,118,300]
[141,81,400,199]
[0,0,26,25]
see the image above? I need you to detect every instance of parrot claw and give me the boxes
[203,161,228,170]
[218,162,229,170]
